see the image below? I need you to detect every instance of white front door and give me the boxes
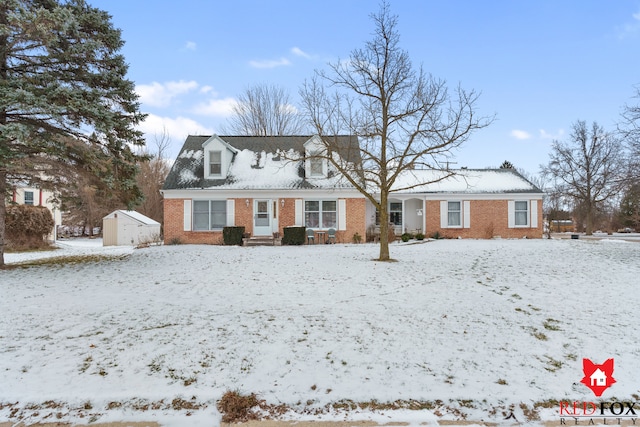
[254,199,271,236]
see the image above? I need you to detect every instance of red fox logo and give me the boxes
[580,358,616,397]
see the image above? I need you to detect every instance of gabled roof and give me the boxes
[390,168,543,194]
[104,210,160,225]
[162,135,361,190]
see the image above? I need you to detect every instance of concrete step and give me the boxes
[243,236,280,247]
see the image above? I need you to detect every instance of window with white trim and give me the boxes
[305,200,336,228]
[309,156,323,177]
[209,151,222,176]
[389,202,402,226]
[448,201,461,227]
[24,191,34,205]
[514,201,529,226]
[193,200,227,230]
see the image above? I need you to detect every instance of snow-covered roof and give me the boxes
[390,168,543,194]
[104,210,160,226]
[162,135,361,190]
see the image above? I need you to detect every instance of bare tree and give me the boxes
[223,84,306,136]
[299,2,492,261]
[542,121,625,235]
[136,128,171,226]
[620,85,640,180]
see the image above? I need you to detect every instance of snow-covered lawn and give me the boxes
[1,238,639,426]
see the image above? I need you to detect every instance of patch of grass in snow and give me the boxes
[79,356,93,373]
[539,355,563,372]
[2,253,130,269]
[523,326,548,340]
[543,318,562,331]
[217,390,260,423]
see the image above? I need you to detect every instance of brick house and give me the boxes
[381,168,544,239]
[161,135,366,244]
[161,135,544,244]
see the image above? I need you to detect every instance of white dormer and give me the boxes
[202,135,238,179]
[304,135,328,178]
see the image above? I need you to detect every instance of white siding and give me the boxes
[530,199,538,228]
[463,200,471,229]
[294,199,303,226]
[226,199,235,226]
[184,200,192,231]
[440,201,448,228]
[338,199,347,231]
[507,200,515,228]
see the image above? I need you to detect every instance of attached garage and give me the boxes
[103,210,161,246]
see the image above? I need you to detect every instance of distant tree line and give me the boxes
[540,88,640,235]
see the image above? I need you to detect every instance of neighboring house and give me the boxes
[103,210,161,246]
[11,185,62,242]
[161,135,544,244]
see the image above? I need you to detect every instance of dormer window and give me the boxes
[309,155,323,177]
[209,151,222,176]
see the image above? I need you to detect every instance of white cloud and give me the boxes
[510,130,532,140]
[139,114,215,147]
[136,80,199,108]
[192,97,237,117]
[249,57,291,69]
[539,129,565,140]
[291,47,311,59]
[185,41,197,51]
[200,85,215,94]
[617,9,640,39]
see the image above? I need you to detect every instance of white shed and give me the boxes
[103,210,161,246]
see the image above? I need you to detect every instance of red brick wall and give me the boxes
[165,196,541,244]
[279,198,296,233]
[234,198,253,236]
[163,198,224,244]
[339,198,366,243]
[425,199,543,239]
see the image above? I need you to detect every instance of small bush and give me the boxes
[217,390,260,423]
[282,226,305,245]
[400,233,411,242]
[5,205,54,251]
[166,237,182,245]
[415,232,425,240]
[431,231,442,240]
[223,226,245,246]
[352,232,362,244]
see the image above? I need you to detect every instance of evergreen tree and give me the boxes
[0,0,146,266]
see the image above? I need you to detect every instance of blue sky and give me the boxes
[90,0,640,177]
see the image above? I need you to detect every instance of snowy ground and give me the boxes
[1,237,639,426]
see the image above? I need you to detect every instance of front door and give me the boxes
[253,199,271,236]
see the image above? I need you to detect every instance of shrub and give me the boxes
[282,226,305,245]
[431,231,442,240]
[223,226,245,246]
[5,204,54,251]
[166,237,182,245]
[415,232,425,240]
[352,232,362,243]
[217,390,260,423]
[400,233,411,242]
